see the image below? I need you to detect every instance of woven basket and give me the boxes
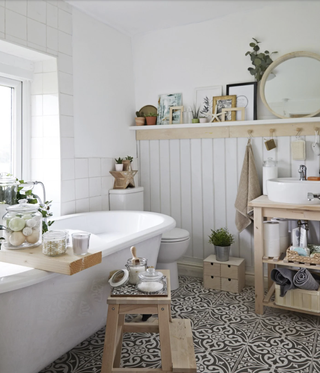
[286,248,320,265]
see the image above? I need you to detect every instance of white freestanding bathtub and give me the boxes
[0,210,175,373]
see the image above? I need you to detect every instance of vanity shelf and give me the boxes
[249,195,320,316]
[130,117,320,140]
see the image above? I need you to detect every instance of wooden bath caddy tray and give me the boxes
[111,276,168,297]
[0,245,102,275]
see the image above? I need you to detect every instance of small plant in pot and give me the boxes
[122,155,133,171]
[145,112,157,125]
[135,111,145,126]
[208,227,235,262]
[191,105,200,123]
[115,157,124,171]
[199,116,207,123]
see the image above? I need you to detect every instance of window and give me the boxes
[0,76,22,178]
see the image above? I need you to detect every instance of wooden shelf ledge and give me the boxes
[130,117,320,140]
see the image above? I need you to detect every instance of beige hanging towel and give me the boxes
[235,140,261,232]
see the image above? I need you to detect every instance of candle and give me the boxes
[72,232,91,255]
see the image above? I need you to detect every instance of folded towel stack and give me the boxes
[271,267,320,296]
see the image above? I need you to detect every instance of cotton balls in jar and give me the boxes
[9,231,26,246]
[26,229,40,244]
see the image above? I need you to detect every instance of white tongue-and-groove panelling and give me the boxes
[138,135,320,274]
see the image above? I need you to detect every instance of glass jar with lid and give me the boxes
[42,230,68,256]
[0,173,18,226]
[137,268,165,293]
[1,199,42,249]
[126,257,147,284]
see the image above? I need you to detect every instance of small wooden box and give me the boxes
[275,284,320,313]
[203,255,245,293]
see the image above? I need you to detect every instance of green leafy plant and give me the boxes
[208,227,235,247]
[125,155,133,163]
[136,111,145,118]
[145,112,158,117]
[245,38,277,81]
[191,104,200,119]
[16,179,54,234]
[115,157,123,164]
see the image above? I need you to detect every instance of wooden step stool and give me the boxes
[101,270,196,373]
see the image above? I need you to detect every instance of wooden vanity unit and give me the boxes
[249,195,320,315]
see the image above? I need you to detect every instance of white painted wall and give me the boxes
[133,2,320,273]
[72,8,136,159]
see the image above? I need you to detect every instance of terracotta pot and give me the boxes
[146,116,157,125]
[135,117,145,126]
[122,160,132,171]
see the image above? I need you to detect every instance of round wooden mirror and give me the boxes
[260,51,320,118]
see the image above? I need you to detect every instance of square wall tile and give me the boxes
[47,2,58,28]
[58,9,72,35]
[43,59,57,73]
[89,158,101,177]
[31,95,43,116]
[31,158,44,180]
[0,7,4,34]
[6,1,27,16]
[61,180,75,202]
[60,115,74,137]
[31,74,43,95]
[44,180,61,203]
[43,137,60,159]
[102,195,109,211]
[34,61,43,73]
[43,115,59,137]
[58,72,73,95]
[61,201,75,216]
[31,138,43,159]
[47,26,58,51]
[58,1,72,13]
[90,196,102,212]
[6,9,27,40]
[58,52,72,74]
[6,34,27,46]
[28,19,46,47]
[43,158,60,180]
[75,178,89,200]
[59,93,73,116]
[75,198,89,213]
[75,158,89,179]
[31,116,43,138]
[50,202,61,217]
[43,72,58,94]
[28,1,46,23]
[61,137,74,159]
[102,176,114,196]
[61,158,75,181]
[101,158,114,176]
[43,94,59,115]
[58,30,72,55]
[89,177,101,197]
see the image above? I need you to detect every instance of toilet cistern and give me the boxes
[298,165,307,181]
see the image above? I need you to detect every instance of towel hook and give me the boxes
[296,128,302,137]
[247,130,253,144]
[270,128,275,137]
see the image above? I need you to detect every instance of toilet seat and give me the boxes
[161,228,190,243]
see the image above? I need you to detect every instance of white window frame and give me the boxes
[0,76,30,180]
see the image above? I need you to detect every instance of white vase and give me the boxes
[115,164,123,171]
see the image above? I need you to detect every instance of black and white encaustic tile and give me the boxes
[39,276,320,373]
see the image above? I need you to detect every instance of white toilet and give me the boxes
[109,187,190,290]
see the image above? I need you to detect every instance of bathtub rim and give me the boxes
[0,210,175,294]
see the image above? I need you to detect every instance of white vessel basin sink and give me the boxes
[267,178,320,205]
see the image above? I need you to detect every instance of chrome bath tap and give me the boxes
[298,165,307,181]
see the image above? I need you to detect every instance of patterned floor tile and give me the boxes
[39,276,320,373]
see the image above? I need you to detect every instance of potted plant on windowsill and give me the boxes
[145,113,157,125]
[191,105,200,123]
[115,157,124,171]
[135,111,145,126]
[208,227,235,262]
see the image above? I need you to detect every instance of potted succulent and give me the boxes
[115,157,124,171]
[122,155,133,171]
[199,116,207,123]
[135,111,145,126]
[208,227,235,262]
[191,105,200,123]
[145,112,157,125]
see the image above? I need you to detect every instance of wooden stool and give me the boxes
[101,270,196,373]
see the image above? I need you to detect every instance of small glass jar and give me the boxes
[0,173,18,205]
[137,268,165,293]
[1,200,42,249]
[126,257,147,284]
[42,230,68,256]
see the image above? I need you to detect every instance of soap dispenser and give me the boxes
[263,158,278,195]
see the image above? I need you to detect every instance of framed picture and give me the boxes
[212,95,237,121]
[194,86,222,119]
[157,93,183,125]
[221,107,245,121]
[169,106,184,124]
[226,82,257,120]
